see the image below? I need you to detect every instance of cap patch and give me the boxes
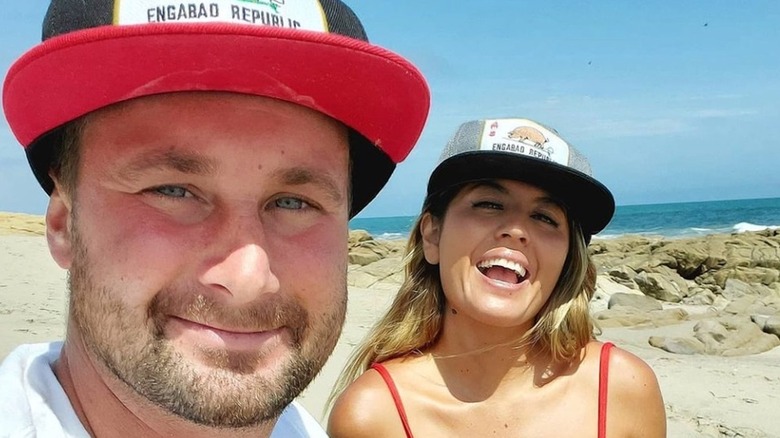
[114,0,328,31]
[480,119,570,166]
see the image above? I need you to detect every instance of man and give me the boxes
[0,0,429,436]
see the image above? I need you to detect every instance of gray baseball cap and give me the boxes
[427,118,615,237]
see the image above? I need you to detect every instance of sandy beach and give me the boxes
[1,214,778,437]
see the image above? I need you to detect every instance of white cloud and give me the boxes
[575,117,692,138]
[690,108,758,118]
[468,93,761,140]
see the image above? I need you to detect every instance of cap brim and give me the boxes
[427,151,615,235]
[3,23,430,216]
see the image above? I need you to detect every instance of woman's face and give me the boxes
[421,179,570,330]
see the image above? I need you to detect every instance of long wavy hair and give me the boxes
[328,180,597,407]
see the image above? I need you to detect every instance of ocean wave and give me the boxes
[376,232,407,241]
[733,222,780,233]
[596,223,778,240]
[594,231,667,240]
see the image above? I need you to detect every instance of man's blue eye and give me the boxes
[275,197,306,209]
[155,186,189,198]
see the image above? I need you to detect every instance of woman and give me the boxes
[328,118,666,437]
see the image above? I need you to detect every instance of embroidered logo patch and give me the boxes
[114,0,327,31]
[480,119,570,165]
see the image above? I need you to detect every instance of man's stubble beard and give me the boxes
[66,216,347,428]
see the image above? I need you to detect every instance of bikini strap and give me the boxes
[370,363,414,438]
[598,342,615,438]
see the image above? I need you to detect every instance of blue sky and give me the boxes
[2,1,779,218]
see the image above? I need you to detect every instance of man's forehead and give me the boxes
[87,91,344,125]
[79,92,349,151]
[118,149,218,177]
[75,92,349,198]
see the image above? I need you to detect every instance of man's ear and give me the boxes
[420,212,441,265]
[46,181,74,269]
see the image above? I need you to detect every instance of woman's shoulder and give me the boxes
[579,341,661,395]
[327,358,425,438]
[586,341,667,437]
[327,366,398,437]
[589,341,661,394]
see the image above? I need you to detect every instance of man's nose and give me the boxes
[199,223,280,304]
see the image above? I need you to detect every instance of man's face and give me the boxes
[56,92,349,427]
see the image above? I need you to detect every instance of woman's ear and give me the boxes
[420,212,441,265]
[46,181,74,270]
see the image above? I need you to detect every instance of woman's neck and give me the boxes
[424,308,549,402]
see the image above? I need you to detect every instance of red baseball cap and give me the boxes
[2,0,430,217]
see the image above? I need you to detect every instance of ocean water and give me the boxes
[349,197,780,240]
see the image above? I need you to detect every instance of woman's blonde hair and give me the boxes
[328,181,597,407]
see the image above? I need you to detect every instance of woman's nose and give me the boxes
[497,216,529,243]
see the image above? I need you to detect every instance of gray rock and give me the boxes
[692,315,780,356]
[607,265,636,281]
[385,270,405,285]
[645,265,691,296]
[653,240,727,279]
[635,271,685,302]
[594,307,687,328]
[608,292,662,312]
[765,318,780,337]
[348,229,373,245]
[650,308,690,325]
[348,270,381,288]
[348,247,383,266]
[713,266,780,289]
[682,287,716,305]
[693,319,731,350]
[589,291,609,314]
[595,276,640,298]
[751,314,780,337]
[594,308,652,328]
[722,294,757,315]
[720,328,780,356]
[723,294,780,317]
[605,266,639,289]
[722,278,777,300]
[360,256,404,284]
[648,336,705,355]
